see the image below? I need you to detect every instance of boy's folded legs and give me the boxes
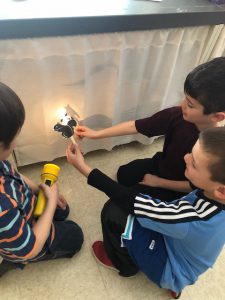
[100,200,139,277]
[100,200,166,280]
[47,220,84,260]
[117,157,186,201]
[53,204,70,221]
[33,220,84,262]
[117,158,155,187]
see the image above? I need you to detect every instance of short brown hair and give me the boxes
[0,82,25,148]
[199,127,225,184]
[184,57,225,114]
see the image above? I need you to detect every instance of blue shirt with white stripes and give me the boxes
[124,189,225,293]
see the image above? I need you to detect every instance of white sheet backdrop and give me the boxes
[0,25,224,166]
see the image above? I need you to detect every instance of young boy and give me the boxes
[0,82,83,275]
[66,126,225,298]
[75,57,225,201]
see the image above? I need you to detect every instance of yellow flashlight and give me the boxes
[34,163,60,217]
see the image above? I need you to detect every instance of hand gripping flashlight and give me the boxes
[34,163,60,217]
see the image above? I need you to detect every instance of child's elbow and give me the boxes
[24,241,43,260]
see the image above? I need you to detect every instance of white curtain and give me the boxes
[208,25,225,58]
[0,26,219,166]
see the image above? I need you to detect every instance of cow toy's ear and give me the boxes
[67,119,77,128]
[54,123,64,132]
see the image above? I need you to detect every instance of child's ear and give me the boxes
[214,186,225,202]
[211,112,225,123]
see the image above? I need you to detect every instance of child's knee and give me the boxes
[117,165,129,185]
[101,199,115,221]
[71,222,84,252]
[60,220,84,254]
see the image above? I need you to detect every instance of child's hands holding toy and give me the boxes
[66,143,92,177]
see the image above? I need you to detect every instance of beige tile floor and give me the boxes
[1,138,225,300]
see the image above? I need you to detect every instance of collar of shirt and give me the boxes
[196,189,225,211]
[0,160,12,175]
[0,160,22,183]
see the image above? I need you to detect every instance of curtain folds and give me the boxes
[0,26,223,166]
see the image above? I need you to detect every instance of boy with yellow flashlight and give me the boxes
[0,82,83,276]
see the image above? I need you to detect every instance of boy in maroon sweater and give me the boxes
[75,57,225,201]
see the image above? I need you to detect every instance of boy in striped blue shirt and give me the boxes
[66,127,225,298]
[0,82,83,275]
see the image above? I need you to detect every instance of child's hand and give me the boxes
[66,142,84,168]
[139,174,162,187]
[57,194,68,210]
[39,183,59,207]
[74,125,99,139]
[66,142,92,177]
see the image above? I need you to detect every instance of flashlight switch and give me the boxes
[45,179,52,186]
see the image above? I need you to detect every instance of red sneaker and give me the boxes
[170,290,182,299]
[92,241,118,272]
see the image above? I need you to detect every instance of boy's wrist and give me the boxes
[158,177,165,188]
[45,197,58,211]
[76,162,92,177]
[95,130,103,139]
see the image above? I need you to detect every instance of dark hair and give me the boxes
[0,82,25,149]
[200,127,225,184]
[184,57,225,114]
